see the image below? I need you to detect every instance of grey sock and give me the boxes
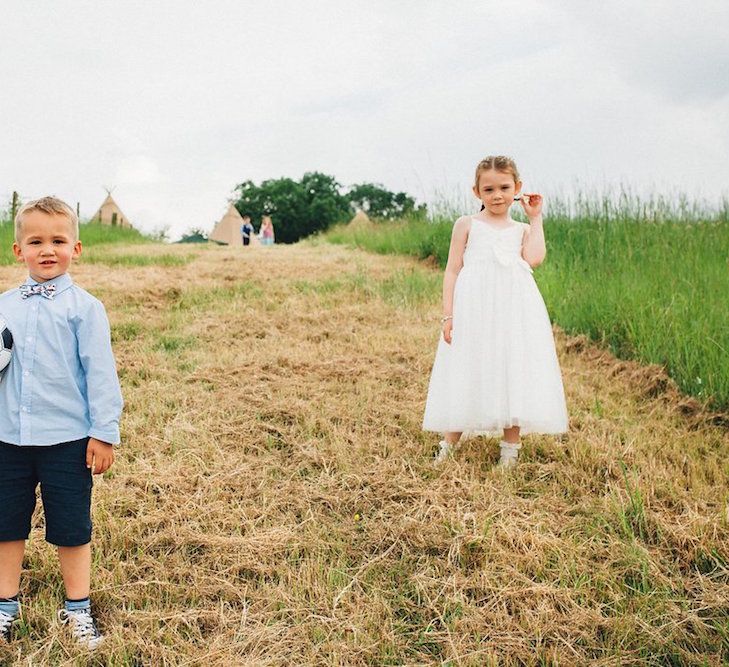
[65,597,91,613]
[0,596,20,618]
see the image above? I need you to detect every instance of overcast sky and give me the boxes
[1,1,728,239]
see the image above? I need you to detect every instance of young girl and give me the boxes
[259,215,275,246]
[423,156,568,467]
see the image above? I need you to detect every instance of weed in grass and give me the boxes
[82,251,195,267]
[155,334,196,352]
[172,281,263,310]
[112,321,143,342]
[377,269,440,308]
[293,278,343,294]
[692,547,729,578]
[618,460,651,543]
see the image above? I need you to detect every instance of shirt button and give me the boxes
[23,371,30,377]
[21,406,28,412]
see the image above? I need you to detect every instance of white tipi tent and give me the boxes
[92,193,133,228]
[348,210,372,228]
[209,204,260,246]
[209,204,244,245]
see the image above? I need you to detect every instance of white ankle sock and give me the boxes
[499,440,521,452]
[499,441,521,466]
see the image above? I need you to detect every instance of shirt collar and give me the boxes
[23,273,74,295]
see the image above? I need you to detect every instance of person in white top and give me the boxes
[423,155,568,468]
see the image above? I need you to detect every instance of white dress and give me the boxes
[422,216,568,436]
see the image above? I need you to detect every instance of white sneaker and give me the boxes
[0,609,18,643]
[498,441,521,468]
[58,607,104,650]
[433,440,454,466]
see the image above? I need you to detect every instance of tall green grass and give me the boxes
[326,215,455,267]
[325,194,729,411]
[539,217,728,408]
[77,222,149,246]
[0,220,150,265]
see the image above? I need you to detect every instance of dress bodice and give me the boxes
[462,216,533,274]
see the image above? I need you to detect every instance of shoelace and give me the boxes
[0,610,15,638]
[58,609,101,645]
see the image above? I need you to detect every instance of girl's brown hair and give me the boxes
[474,155,520,188]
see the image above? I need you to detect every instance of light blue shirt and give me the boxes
[0,273,123,446]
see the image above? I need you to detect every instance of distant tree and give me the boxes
[346,182,425,220]
[233,172,350,243]
[177,227,208,244]
[301,171,351,237]
[148,225,170,243]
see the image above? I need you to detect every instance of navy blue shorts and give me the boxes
[0,438,92,547]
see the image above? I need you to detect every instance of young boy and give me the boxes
[240,215,254,246]
[0,197,123,649]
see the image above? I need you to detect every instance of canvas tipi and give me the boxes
[347,210,372,228]
[209,204,260,246]
[92,193,133,228]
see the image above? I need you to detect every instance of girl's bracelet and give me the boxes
[441,315,453,323]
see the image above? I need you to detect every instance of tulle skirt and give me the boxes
[422,261,568,436]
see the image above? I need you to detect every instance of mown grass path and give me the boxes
[0,242,727,666]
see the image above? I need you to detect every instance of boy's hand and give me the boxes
[86,438,114,475]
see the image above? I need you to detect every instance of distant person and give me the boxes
[259,215,275,246]
[240,215,254,246]
[0,197,123,649]
[423,155,568,467]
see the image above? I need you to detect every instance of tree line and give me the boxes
[232,173,425,244]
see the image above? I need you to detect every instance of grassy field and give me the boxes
[325,200,729,413]
[0,242,726,665]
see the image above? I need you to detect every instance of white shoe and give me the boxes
[434,440,454,465]
[498,441,521,468]
[0,609,19,643]
[58,607,104,650]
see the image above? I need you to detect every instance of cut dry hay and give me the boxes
[0,242,726,665]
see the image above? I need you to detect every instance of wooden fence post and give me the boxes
[11,191,18,223]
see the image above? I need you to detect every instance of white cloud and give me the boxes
[558,0,729,103]
[0,1,727,239]
[114,156,166,186]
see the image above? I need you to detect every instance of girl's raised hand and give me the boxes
[520,193,543,219]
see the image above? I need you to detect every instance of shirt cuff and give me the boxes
[88,426,121,446]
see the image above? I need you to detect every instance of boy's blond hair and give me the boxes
[14,196,79,242]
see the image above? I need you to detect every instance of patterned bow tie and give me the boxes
[19,283,57,300]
